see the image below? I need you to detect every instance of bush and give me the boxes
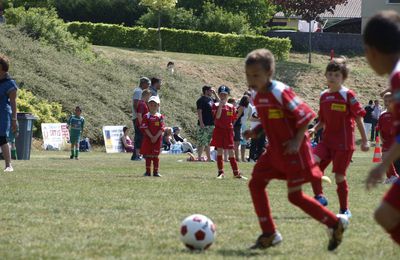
[17,89,66,137]
[67,22,292,59]
[268,26,298,32]
[138,7,199,31]
[4,7,93,59]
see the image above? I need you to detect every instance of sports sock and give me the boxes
[145,158,151,174]
[70,149,74,157]
[337,180,349,211]
[229,157,239,175]
[311,177,324,197]
[249,178,276,234]
[11,149,17,160]
[388,222,400,245]
[288,190,338,228]
[217,155,224,173]
[153,157,160,173]
[75,148,79,158]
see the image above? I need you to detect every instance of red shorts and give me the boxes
[251,153,322,187]
[313,142,353,175]
[141,136,162,156]
[383,180,400,210]
[210,127,234,149]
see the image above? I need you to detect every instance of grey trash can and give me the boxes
[15,113,37,160]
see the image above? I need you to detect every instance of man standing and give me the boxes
[364,100,374,140]
[132,77,150,160]
[371,99,383,141]
[150,77,162,97]
[196,85,219,161]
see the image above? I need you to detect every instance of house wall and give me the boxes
[362,0,400,31]
[270,18,299,28]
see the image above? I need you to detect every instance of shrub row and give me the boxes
[67,22,291,59]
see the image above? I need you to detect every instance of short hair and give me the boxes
[202,85,211,94]
[326,57,349,80]
[0,54,10,72]
[142,89,151,97]
[368,100,373,105]
[151,77,161,85]
[123,126,128,133]
[364,11,400,54]
[227,98,236,104]
[245,49,275,74]
[239,95,250,107]
[75,106,82,111]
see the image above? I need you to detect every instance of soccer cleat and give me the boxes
[143,172,151,177]
[234,174,248,180]
[153,173,162,177]
[314,195,328,207]
[339,209,352,219]
[70,155,74,159]
[217,172,225,179]
[4,166,14,172]
[327,214,349,251]
[250,231,283,250]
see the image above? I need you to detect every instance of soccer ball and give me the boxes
[180,214,216,250]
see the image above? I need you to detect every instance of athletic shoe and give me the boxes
[234,174,248,180]
[339,209,352,219]
[4,166,14,172]
[217,171,225,179]
[143,172,151,177]
[70,155,74,159]
[131,156,142,161]
[249,231,283,250]
[327,214,349,251]
[384,176,398,184]
[75,157,79,160]
[153,173,162,177]
[314,195,328,206]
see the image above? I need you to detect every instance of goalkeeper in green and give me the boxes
[67,106,85,160]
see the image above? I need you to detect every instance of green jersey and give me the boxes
[67,115,85,136]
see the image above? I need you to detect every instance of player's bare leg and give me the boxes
[1,143,12,172]
[197,145,204,161]
[205,145,212,161]
[374,201,400,245]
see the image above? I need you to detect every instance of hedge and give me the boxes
[67,22,291,60]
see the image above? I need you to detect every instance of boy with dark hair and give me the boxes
[244,49,348,251]
[309,58,369,217]
[211,86,246,179]
[0,54,17,172]
[364,10,400,246]
[67,106,85,160]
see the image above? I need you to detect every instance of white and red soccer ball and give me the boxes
[180,214,216,250]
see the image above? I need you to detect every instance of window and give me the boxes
[388,0,400,4]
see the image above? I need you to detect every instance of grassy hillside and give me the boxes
[0,25,388,143]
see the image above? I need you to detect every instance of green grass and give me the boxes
[0,150,399,259]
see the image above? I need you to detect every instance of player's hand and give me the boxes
[200,122,205,129]
[220,99,227,106]
[243,130,254,140]
[283,138,301,155]
[366,164,386,190]
[361,140,370,152]
[211,89,217,95]
[151,136,157,144]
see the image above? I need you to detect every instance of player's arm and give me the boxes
[216,102,224,119]
[233,106,244,125]
[211,89,220,102]
[8,89,17,133]
[355,116,370,151]
[283,121,311,155]
[309,120,324,134]
[144,129,154,139]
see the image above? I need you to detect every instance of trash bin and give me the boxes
[15,113,37,160]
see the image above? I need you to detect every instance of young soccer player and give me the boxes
[0,54,18,172]
[309,58,370,217]
[376,92,399,184]
[244,49,348,251]
[210,86,246,179]
[141,96,164,177]
[135,89,151,158]
[364,11,400,246]
[67,106,85,160]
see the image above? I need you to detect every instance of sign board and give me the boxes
[103,126,125,153]
[41,123,70,150]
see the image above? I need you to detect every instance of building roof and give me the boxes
[274,0,361,19]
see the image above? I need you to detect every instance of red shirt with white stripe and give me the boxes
[253,81,316,172]
[377,111,395,152]
[212,103,236,129]
[318,87,366,151]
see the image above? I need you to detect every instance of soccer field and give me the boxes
[0,150,399,259]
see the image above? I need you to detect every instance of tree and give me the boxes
[140,0,177,50]
[273,0,348,63]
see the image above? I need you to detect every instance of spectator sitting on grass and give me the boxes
[163,127,175,151]
[121,126,134,153]
[173,126,194,153]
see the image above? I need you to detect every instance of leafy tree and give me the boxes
[138,7,199,30]
[140,0,177,50]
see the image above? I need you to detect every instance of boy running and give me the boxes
[67,106,85,160]
[245,49,348,251]
[364,10,400,246]
[141,96,164,177]
[309,58,370,217]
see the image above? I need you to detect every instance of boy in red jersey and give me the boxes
[364,11,400,246]
[376,92,399,184]
[244,49,348,251]
[309,58,370,217]
[140,96,164,177]
[210,85,247,179]
[136,89,151,127]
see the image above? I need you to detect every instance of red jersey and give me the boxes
[390,60,400,138]
[253,81,316,172]
[318,87,366,151]
[135,100,149,126]
[212,103,236,129]
[140,112,165,136]
[377,111,395,152]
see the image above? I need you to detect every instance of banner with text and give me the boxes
[41,123,70,150]
[103,126,125,153]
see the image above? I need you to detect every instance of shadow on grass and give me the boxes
[217,248,280,258]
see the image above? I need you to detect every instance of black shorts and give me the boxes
[234,125,241,142]
[0,136,7,146]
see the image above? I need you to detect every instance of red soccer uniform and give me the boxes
[377,111,395,152]
[252,81,321,187]
[140,112,165,156]
[318,87,366,151]
[136,100,149,126]
[210,102,236,149]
